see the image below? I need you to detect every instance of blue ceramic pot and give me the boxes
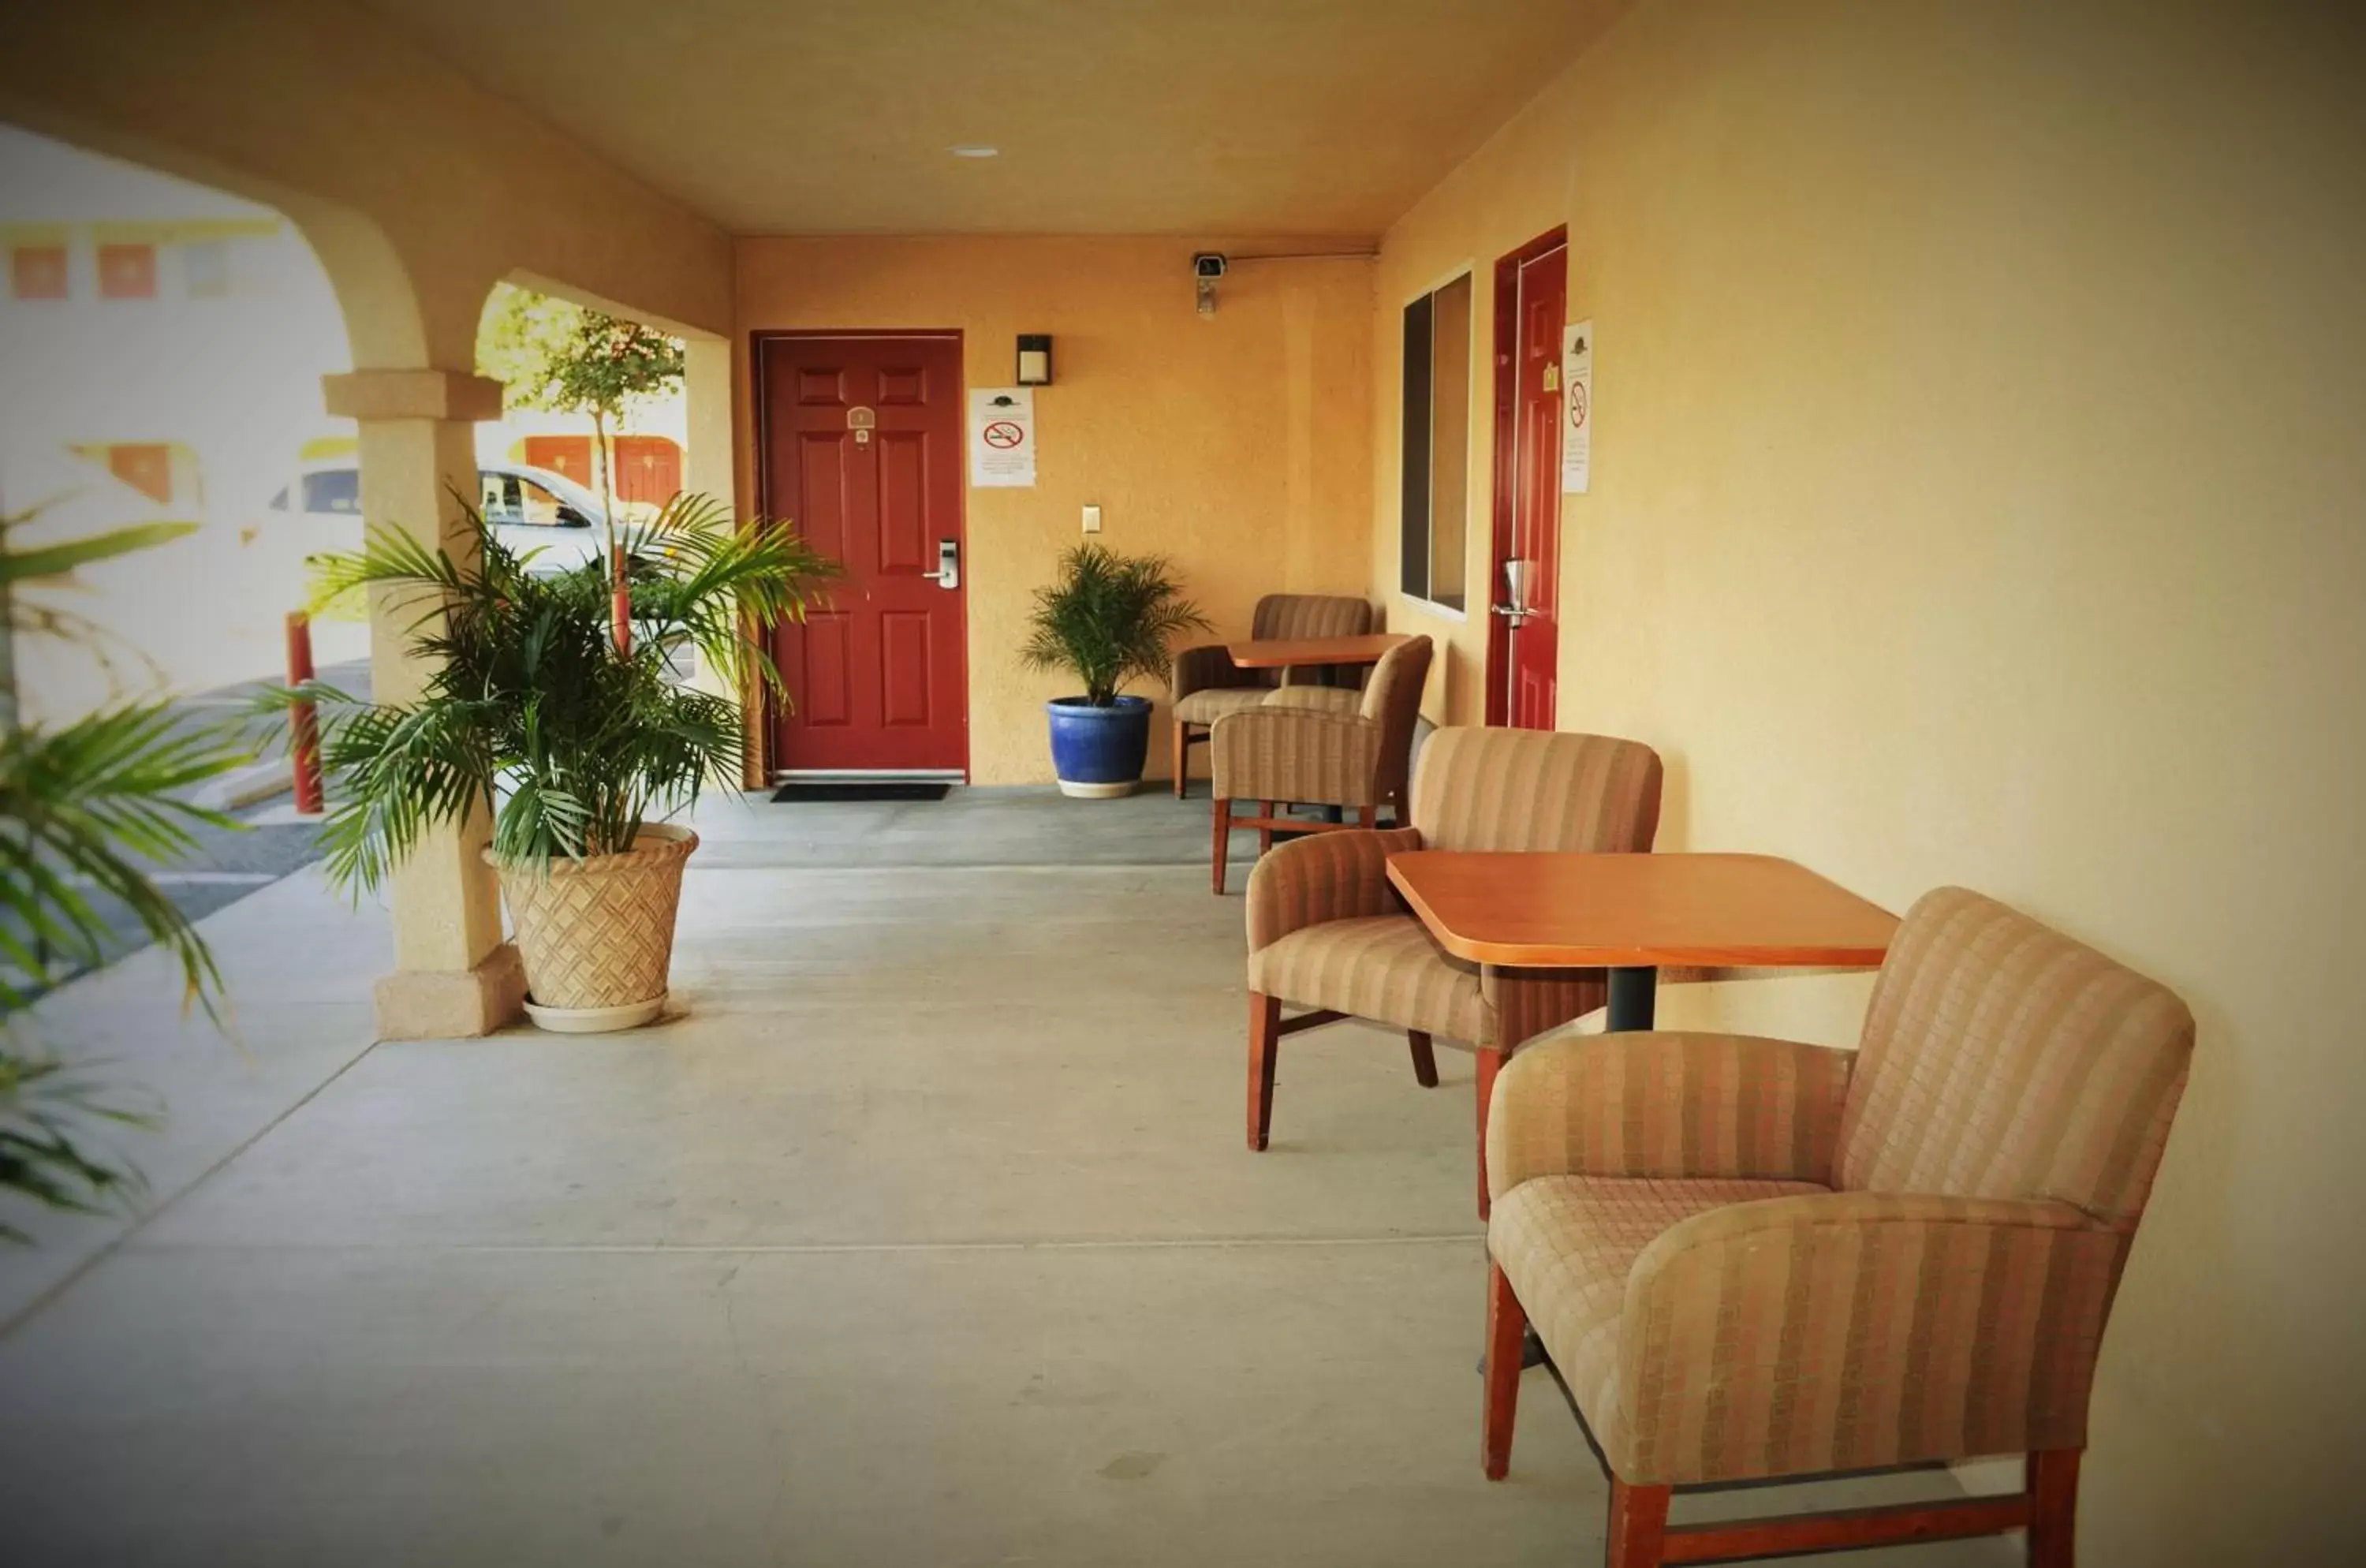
[1045,696,1151,798]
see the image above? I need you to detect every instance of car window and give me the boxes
[517,476,572,528]
[300,469,360,515]
[480,472,524,524]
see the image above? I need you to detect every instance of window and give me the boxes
[300,469,360,516]
[9,245,69,301]
[517,476,572,527]
[1400,273,1472,610]
[181,240,230,298]
[97,243,157,300]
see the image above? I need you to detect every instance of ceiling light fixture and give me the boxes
[950,145,999,159]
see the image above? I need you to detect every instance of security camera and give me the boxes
[1192,252,1227,315]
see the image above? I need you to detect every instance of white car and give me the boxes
[267,460,624,576]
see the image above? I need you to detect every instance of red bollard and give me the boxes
[285,610,324,816]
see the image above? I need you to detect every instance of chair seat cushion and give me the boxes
[1175,688,1273,726]
[1490,1174,1830,1460]
[1247,914,1484,1042]
[1261,685,1362,717]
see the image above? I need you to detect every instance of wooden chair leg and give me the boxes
[1257,801,1274,854]
[2027,1448,2081,1568]
[1408,1029,1439,1087]
[1483,1261,1524,1479]
[1247,991,1281,1151]
[1173,720,1189,797]
[1607,1477,1671,1568]
[1211,797,1231,894]
[1473,1043,1503,1220]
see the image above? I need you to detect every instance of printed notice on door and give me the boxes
[968,387,1036,487]
[1561,321,1592,494]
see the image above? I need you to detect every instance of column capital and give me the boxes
[323,368,505,422]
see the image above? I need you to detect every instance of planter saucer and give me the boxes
[1057,779,1136,799]
[523,993,669,1034]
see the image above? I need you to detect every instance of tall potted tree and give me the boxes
[479,285,685,652]
[1020,543,1207,799]
[287,494,838,1032]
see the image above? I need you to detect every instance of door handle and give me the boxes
[923,537,960,589]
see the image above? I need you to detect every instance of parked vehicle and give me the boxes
[265,460,618,576]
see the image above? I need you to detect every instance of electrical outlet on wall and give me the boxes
[1081,504,1102,534]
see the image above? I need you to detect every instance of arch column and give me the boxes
[323,367,526,1039]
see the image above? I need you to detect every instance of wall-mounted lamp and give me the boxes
[1016,334,1054,385]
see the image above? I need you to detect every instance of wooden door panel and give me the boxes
[880,611,934,727]
[763,334,968,775]
[875,431,931,573]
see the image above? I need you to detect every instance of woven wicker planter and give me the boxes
[488,823,697,1032]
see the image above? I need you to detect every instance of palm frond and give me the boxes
[278,494,835,892]
[1020,543,1210,706]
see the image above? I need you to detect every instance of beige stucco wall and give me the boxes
[1370,1,2365,1559]
[736,237,1374,786]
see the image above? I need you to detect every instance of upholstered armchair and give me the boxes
[1241,728,1663,1208]
[1205,636,1432,894]
[1480,887,2193,1568]
[1169,593,1371,797]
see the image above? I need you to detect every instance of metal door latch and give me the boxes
[924,537,960,589]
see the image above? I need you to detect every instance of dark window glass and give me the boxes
[301,469,360,515]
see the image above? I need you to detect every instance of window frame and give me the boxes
[1397,266,1476,619]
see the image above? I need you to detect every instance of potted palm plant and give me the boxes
[1021,543,1208,798]
[288,493,837,1032]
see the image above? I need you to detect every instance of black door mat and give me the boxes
[771,782,952,803]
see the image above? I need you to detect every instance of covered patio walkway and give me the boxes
[0,792,1999,1566]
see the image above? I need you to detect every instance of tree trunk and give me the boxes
[594,409,629,656]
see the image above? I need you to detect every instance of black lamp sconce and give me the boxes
[1016,334,1053,386]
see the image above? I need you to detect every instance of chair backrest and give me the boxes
[1834,887,2193,1228]
[1407,727,1663,854]
[1357,637,1433,805]
[1250,594,1371,642]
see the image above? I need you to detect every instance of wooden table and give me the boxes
[1386,851,1898,1031]
[1226,632,1409,670]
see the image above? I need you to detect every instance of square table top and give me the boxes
[1226,632,1409,669]
[1386,851,1898,969]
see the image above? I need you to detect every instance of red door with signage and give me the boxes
[1487,230,1566,730]
[759,333,968,775]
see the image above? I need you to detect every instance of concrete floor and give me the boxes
[0,786,2010,1567]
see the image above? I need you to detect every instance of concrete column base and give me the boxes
[373,943,528,1040]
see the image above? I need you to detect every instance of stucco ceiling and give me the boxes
[357,0,1633,238]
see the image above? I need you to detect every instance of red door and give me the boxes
[522,435,594,488]
[613,435,682,508]
[759,334,968,776]
[1487,232,1566,730]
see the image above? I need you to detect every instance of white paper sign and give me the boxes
[1561,321,1592,494]
[968,387,1036,487]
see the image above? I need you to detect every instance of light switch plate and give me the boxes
[1081,504,1103,534]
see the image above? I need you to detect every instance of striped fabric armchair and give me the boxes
[1205,635,1432,894]
[1169,593,1371,797]
[1480,887,2193,1568]
[1241,728,1663,1208]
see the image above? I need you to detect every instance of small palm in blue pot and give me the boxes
[1021,543,1209,798]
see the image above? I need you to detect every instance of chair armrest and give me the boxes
[1210,708,1381,806]
[1612,1191,2126,1483]
[1172,643,1247,703]
[1245,827,1424,951]
[1486,1032,1855,1197]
